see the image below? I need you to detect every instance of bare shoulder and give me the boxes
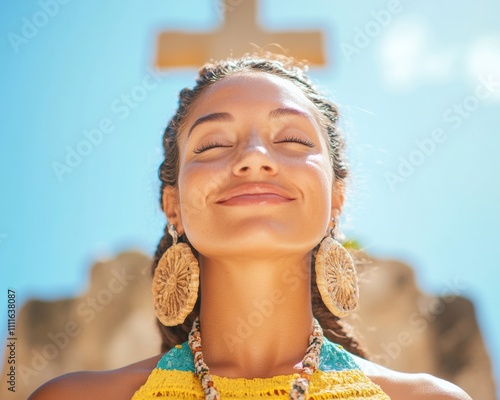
[28,354,162,400]
[351,354,472,400]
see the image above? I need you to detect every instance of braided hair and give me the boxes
[153,53,367,358]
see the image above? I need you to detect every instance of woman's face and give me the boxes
[169,72,343,260]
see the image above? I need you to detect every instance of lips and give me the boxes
[216,183,295,205]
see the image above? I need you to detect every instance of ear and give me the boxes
[162,186,185,236]
[330,179,345,223]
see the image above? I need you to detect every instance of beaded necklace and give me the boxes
[188,317,324,400]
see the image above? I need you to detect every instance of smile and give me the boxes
[215,183,295,206]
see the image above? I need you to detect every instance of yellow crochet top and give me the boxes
[131,337,390,399]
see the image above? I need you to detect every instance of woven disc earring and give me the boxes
[315,219,359,318]
[152,224,200,326]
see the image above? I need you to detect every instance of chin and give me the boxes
[197,233,315,259]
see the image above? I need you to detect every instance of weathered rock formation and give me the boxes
[345,250,496,399]
[1,252,161,399]
[1,250,496,399]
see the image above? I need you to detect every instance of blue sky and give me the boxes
[1,0,499,394]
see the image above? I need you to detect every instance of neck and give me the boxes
[198,253,314,379]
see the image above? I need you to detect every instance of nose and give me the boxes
[231,133,278,177]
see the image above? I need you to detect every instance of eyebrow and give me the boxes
[187,107,314,137]
[188,112,234,137]
[268,107,313,121]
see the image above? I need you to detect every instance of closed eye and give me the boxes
[193,141,232,154]
[275,136,314,147]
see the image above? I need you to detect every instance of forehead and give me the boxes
[185,72,321,122]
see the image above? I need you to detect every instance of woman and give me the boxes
[29,54,472,399]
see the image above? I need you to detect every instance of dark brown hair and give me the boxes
[153,53,366,358]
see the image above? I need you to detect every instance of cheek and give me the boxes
[177,166,206,216]
[303,155,334,221]
[177,161,231,219]
[304,154,334,195]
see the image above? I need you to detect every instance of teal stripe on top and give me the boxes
[318,339,360,371]
[158,342,195,372]
[157,337,360,373]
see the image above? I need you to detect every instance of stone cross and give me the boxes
[155,0,325,68]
